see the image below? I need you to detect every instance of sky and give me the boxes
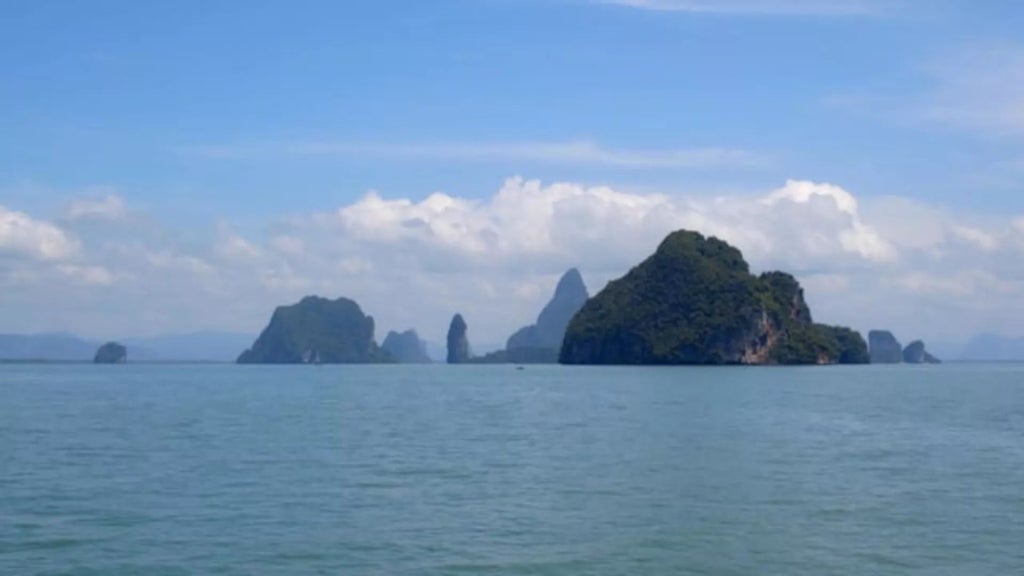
[2,0,1024,350]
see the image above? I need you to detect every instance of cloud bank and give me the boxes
[1,179,1021,351]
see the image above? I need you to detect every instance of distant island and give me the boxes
[560,230,869,365]
[465,268,589,365]
[237,296,387,364]
[94,342,127,364]
[504,268,589,363]
[381,329,431,364]
[868,330,941,364]
[446,314,471,364]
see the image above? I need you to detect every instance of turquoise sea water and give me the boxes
[2,363,1023,575]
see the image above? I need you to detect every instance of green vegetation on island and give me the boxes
[237,296,386,364]
[559,230,868,365]
[94,341,127,364]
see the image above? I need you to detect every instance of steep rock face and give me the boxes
[903,340,941,364]
[381,329,432,364]
[503,268,589,364]
[94,342,127,364]
[507,268,589,351]
[446,314,471,364]
[868,330,903,364]
[237,296,384,364]
[559,230,867,365]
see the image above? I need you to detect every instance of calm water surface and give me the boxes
[2,364,1022,575]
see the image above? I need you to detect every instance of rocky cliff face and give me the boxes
[559,230,867,365]
[237,296,384,364]
[446,314,470,364]
[903,340,941,364]
[503,268,589,363]
[868,330,903,364]
[382,329,432,364]
[93,342,127,364]
[508,268,589,351]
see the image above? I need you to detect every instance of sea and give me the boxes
[1,363,1022,575]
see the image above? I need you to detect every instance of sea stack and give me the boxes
[446,314,470,364]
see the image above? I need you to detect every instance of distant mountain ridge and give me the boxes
[0,333,98,361]
[958,333,1024,362]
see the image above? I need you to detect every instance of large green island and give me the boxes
[237,296,387,364]
[559,230,869,365]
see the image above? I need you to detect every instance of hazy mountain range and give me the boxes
[0,332,252,362]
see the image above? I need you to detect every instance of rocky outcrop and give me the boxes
[381,329,432,364]
[903,340,941,364]
[237,296,385,364]
[868,330,903,364]
[446,314,470,364]
[559,230,867,365]
[94,342,127,364]
[507,268,589,354]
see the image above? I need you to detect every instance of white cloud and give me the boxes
[66,192,128,221]
[57,264,114,286]
[760,180,896,263]
[216,230,262,261]
[180,140,768,170]
[952,225,998,252]
[600,0,877,16]
[0,206,78,261]
[3,177,1023,347]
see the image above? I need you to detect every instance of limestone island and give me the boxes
[237,296,387,364]
[903,340,941,364]
[446,314,471,364]
[868,330,903,364]
[472,267,590,364]
[94,341,127,364]
[559,230,869,365]
[381,329,432,364]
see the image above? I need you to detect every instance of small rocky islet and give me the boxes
[869,330,941,364]
[236,228,938,366]
[93,341,127,364]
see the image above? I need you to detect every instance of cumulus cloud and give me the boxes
[2,178,1022,347]
[0,206,78,261]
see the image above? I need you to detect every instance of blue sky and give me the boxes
[2,0,1024,348]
